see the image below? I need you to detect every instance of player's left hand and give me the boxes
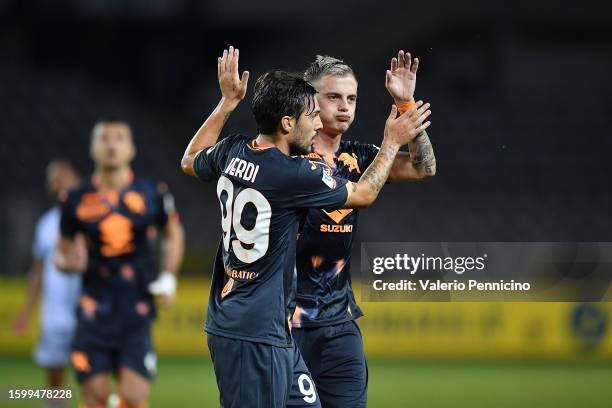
[385,50,419,105]
[148,271,177,307]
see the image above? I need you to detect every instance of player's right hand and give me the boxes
[383,101,431,147]
[218,46,250,110]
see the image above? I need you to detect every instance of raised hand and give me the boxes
[385,50,419,105]
[218,46,250,110]
[384,101,431,146]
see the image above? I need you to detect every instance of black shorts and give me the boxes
[207,333,321,408]
[292,320,368,408]
[71,318,155,383]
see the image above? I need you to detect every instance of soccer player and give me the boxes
[291,52,437,407]
[55,118,185,408]
[12,159,82,408]
[181,46,431,407]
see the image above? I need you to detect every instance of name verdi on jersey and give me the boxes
[224,157,260,183]
[320,224,353,233]
[194,133,351,346]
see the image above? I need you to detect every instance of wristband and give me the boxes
[148,271,177,296]
[398,99,416,115]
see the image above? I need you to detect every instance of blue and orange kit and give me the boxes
[292,140,380,328]
[194,133,349,347]
[60,173,178,330]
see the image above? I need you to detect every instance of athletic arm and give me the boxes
[160,219,184,278]
[11,260,43,333]
[148,218,185,307]
[54,235,87,273]
[181,46,249,177]
[388,131,436,181]
[344,102,431,208]
[384,49,436,181]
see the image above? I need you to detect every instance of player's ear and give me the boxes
[128,143,137,161]
[126,127,136,160]
[89,143,96,161]
[280,116,295,134]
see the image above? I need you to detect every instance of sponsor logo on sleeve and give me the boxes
[322,173,337,189]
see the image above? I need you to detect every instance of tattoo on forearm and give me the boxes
[361,144,397,195]
[222,111,231,125]
[410,131,436,175]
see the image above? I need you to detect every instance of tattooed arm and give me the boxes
[409,130,436,176]
[181,46,250,177]
[388,130,436,181]
[384,50,436,180]
[344,102,432,208]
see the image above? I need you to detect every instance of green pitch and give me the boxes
[1,356,611,407]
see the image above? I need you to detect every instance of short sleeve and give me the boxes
[355,142,380,170]
[193,134,243,182]
[290,159,349,210]
[154,182,178,228]
[59,193,80,239]
[31,217,46,260]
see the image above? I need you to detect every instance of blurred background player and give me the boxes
[291,51,436,407]
[12,159,82,408]
[55,118,185,408]
[181,46,431,407]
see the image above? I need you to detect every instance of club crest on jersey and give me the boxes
[338,152,361,173]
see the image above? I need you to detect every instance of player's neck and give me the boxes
[313,131,342,156]
[93,166,133,192]
[255,134,290,155]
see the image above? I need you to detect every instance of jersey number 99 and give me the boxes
[217,175,271,263]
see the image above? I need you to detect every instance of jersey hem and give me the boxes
[291,312,364,329]
[204,326,293,348]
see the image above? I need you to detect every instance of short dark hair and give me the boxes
[251,71,317,135]
[304,55,354,83]
[46,158,82,179]
[90,116,133,141]
[92,115,130,127]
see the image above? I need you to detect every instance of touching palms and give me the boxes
[218,46,250,108]
[385,50,419,105]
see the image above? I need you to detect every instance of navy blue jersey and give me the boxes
[194,134,349,347]
[292,140,379,328]
[60,174,176,330]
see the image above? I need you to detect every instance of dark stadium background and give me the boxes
[1,1,611,407]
